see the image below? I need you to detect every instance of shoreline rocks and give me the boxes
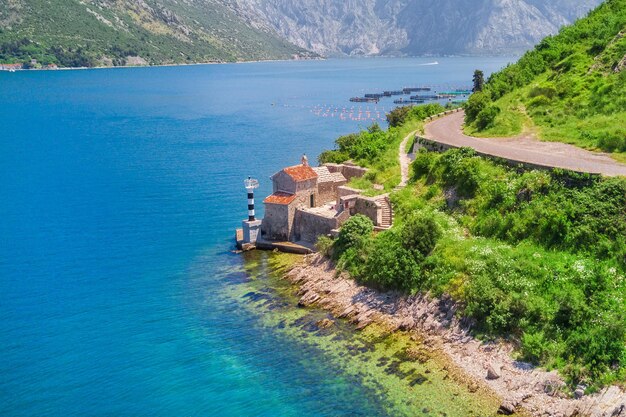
[285,254,626,417]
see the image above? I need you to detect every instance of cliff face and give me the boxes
[225,0,603,56]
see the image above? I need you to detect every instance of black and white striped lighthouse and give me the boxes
[245,176,257,221]
[242,176,262,246]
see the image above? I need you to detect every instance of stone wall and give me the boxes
[272,171,297,194]
[317,179,347,206]
[415,137,456,153]
[261,204,289,241]
[294,188,317,210]
[415,136,559,173]
[354,196,382,226]
[324,163,368,181]
[296,177,318,194]
[317,181,337,206]
[336,185,362,201]
[294,209,351,243]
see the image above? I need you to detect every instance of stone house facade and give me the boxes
[260,158,392,244]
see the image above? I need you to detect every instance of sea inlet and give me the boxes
[1,57,512,416]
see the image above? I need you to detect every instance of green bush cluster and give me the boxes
[327,140,626,385]
[332,212,442,292]
[424,237,626,385]
[403,148,626,385]
[320,104,445,167]
[413,148,626,265]
[484,0,626,101]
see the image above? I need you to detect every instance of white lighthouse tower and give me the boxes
[242,176,262,246]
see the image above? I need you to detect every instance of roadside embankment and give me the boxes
[423,111,626,177]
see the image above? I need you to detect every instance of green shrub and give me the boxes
[362,229,422,291]
[386,106,412,127]
[475,105,500,130]
[334,215,374,259]
[464,91,490,123]
[400,211,442,257]
[521,331,548,363]
[315,235,335,257]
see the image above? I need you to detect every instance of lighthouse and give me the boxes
[242,176,262,246]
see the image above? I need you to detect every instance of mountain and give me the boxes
[464,0,626,157]
[0,0,313,67]
[225,0,603,56]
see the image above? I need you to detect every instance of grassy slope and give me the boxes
[0,0,309,67]
[464,0,626,161]
[319,104,448,196]
[322,103,626,389]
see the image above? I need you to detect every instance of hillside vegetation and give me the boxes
[0,0,310,67]
[319,103,447,195]
[464,0,626,160]
[318,104,626,389]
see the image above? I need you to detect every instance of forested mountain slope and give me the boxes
[0,0,311,67]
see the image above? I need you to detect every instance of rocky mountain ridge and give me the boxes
[224,0,603,56]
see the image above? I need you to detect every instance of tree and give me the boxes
[334,214,374,258]
[400,212,442,257]
[473,69,485,92]
[386,106,411,127]
[464,91,490,123]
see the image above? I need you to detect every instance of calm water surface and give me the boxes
[0,57,512,416]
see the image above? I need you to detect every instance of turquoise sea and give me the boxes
[0,57,512,416]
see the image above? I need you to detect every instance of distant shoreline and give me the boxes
[0,56,325,73]
[0,54,519,73]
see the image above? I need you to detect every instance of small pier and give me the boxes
[235,229,315,254]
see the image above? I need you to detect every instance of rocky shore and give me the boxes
[286,254,626,417]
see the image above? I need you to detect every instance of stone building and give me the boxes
[262,163,319,241]
[259,156,393,244]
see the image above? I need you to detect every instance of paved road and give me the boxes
[423,111,626,177]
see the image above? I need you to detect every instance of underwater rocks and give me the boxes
[286,254,626,417]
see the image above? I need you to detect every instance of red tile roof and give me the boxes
[264,192,297,205]
[283,165,318,182]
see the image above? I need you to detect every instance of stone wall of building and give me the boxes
[261,204,290,241]
[337,185,362,199]
[317,179,347,205]
[293,188,317,211]
[294,209,351,243]
[272,171,297,194]
[295,177,318,194]
[324,163,368,181]
[354,196,382,226]
[317,181,337,206]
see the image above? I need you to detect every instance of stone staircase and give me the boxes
[375,195,393,229]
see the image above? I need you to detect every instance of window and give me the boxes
[310,194,315,207]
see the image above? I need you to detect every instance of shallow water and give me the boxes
[0,57,512,416]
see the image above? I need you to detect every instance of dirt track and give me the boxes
[423,111,626,177]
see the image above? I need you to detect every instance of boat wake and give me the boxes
[419,61,439,66]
